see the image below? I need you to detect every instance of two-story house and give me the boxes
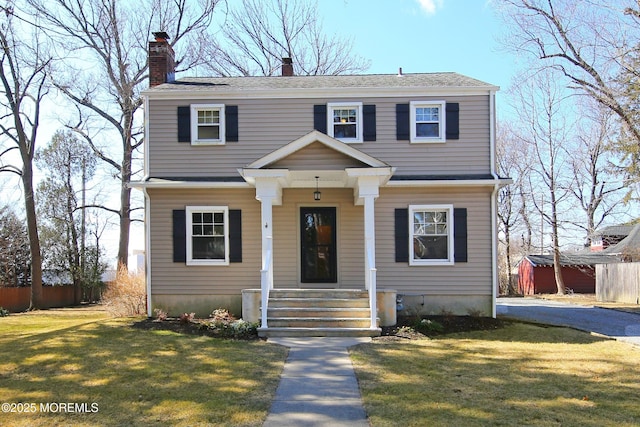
[131,34,509,337]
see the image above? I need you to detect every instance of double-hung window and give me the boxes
[327,102,363,143]
[190,104,226,145]
[410,101,446,143]
[186,206,229,265]
[409,205,454,265]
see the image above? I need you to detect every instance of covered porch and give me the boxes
[239,131,396,335]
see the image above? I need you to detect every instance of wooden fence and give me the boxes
[596,263,640,304]
[0,286,76,312]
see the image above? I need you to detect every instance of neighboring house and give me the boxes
[589,224,635,252]
[130,34,509,335]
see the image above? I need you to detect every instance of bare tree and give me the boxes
[510,70,575,294]
[496,122,534,294]
[0,3,51,308]
[570,99,628,242]
[496,0,640,186]
[25,0,219,269]
[202,0,370,76]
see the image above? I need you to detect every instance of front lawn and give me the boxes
[351,323,640,426]
[0,308,287,426]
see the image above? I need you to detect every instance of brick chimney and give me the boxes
[149,32,175,87]
[281,57,293,76]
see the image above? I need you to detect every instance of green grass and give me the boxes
[351,323,640,427]
[0,308,287,426]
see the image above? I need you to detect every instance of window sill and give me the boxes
[186,259,229,266]
[191,140,226,146]
[409,260,454,266]
[410,139,446,144]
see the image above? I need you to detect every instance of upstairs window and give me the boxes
[190,104,226,145]
[410,101,446,143]
[186,206,229,265]
[327,102,363,143]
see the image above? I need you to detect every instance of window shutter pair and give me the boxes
[177,106,239,142]
[394,208,467,263]
[395,102,460,140]
[172,209,242,263]
[313,104,377,141]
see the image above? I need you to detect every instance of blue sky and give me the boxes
[318,0,515,92]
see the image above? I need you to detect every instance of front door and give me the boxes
[300,207,337,283]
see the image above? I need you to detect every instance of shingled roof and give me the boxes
[524,253,621,267]
[145,72,497,94]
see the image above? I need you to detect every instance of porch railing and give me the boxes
[366,242,377,330]
[260,236,273,329]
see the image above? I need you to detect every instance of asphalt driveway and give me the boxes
[497,297,640,347]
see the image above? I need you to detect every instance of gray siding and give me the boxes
[375,187,493,296]
[147,96,490,177]
[147,186,493,298]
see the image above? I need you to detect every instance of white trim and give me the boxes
[489,90,498,179]
[143,187,152,317]
[408,204,455,266]
[143,87,499,100]
[143,95,150,179]
[190,104,225,145]
[491,184,499,318]
[327,102,363,143]
[410,100,446,143]
[185,206,230,266]
[386,178,511,188]
[128,179,250,189]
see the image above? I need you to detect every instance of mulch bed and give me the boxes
[132,315,508,341]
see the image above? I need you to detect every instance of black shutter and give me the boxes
[226,105,239,142]
[446,103,460,140]
[173,209,186,263]
[395,208,409,263]
[229,209,242,263]
[454,208,468,263]
[177,106,191,143]
[396,104,410,140]
[314,104,327,134]
[363,104,376,141]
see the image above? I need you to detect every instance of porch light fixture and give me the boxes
[314,176,321,201]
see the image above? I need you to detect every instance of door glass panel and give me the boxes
[300,208,337,283]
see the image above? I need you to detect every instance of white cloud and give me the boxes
[416,0,443,15]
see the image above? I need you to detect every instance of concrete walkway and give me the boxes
[263,337,371,427]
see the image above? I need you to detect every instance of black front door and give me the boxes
[300,207,337,283]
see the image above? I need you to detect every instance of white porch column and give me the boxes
[353,174,381,329]
[251,174,285,329]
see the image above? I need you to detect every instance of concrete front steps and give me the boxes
[258,289,381,338]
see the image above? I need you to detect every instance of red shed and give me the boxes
[518,254,617,295]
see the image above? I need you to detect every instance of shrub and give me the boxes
[0,307,9,317]
[153,308,168,321]
[204,308,258,339]
[413,318,444,334]
[179,312,195,324]
[102,264,146,317]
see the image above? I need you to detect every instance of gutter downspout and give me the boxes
[142,94,152,316]
[490,90,499,318]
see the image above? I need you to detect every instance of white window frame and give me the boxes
[327,102,363,143]
[410,100,446,143]
[409,204,454,266]
[186,206,229,266]
[190,104,226,145]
